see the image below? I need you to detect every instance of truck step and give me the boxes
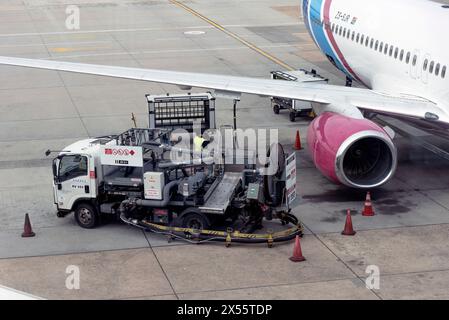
[199,172,242,214]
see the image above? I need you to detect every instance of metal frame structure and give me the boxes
[147,92,216,133]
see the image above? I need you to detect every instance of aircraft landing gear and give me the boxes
[346,76,353,87]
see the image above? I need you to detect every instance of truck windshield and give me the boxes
[59,155,88,181]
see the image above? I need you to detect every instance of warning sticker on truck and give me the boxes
[100,146,143,167]
[285,152,297,205]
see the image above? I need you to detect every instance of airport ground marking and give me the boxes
[169,0,296,71]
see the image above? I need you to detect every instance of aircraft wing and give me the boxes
[0,55,447,124]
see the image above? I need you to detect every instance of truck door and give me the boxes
[55,154,93,211]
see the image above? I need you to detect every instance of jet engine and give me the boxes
[307,112,397,189]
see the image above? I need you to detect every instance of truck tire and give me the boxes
[273,105,280,114]
[181,210,211,231]
[74,203,99,229]
[289,111,296,122]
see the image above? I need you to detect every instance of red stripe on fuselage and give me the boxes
[323,0,369,87]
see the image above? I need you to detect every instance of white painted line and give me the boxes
[183,30,206,35]
[0,22,300,38]
[0,40,112,49]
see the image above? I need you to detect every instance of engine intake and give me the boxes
[307,112,397,189]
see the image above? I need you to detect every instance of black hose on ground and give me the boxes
[132,212,302,245]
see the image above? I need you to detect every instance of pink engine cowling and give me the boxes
[307,112,397,189]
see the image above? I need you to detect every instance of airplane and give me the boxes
[0,0,448,189]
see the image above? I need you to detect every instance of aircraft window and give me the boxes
[351,31,355,41]
[389,46,393,56]
[400,49,404,61]
[442,66,446,78]
[339,26,343,36]
[412,55,417,66]
[406,52,411,63]
[423,59,429,71]
[375,40,379,50]
[379,42,384,52]
[370,39,374,48]
[394,48,399,59]
[429,61,434,73]
[343,28,346,37]
[347,30,351,39]
[365,36,369,47]
[356,33,360,42]
[361,34,365,44]
[384,44,389,55]
[436,63,440,76]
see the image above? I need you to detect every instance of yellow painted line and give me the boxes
[50,46,110,53]
[169,0,295,71]
[51,47,74,53]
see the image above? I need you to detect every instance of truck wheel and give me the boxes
[273,105,280,114]
[74,203,99,229]
[181,210,211,231]
[289,112,296,122]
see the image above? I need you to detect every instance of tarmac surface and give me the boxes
[1,0,449,300]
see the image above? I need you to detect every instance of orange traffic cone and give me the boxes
[294,130,302,150]
[341,210,356,236]
[21,213,35,238]
[289,235,306,262]
[362,192,375,216]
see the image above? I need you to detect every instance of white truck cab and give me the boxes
[52,134,149,228]
[52,138,108,227]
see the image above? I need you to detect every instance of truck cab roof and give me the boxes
[60,138,117,156]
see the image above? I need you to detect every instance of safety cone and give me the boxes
[21,213,35,238]
[341,210,356,236]
[289,235,306,262]
[362,192,375,216]
[294,130,302,150]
